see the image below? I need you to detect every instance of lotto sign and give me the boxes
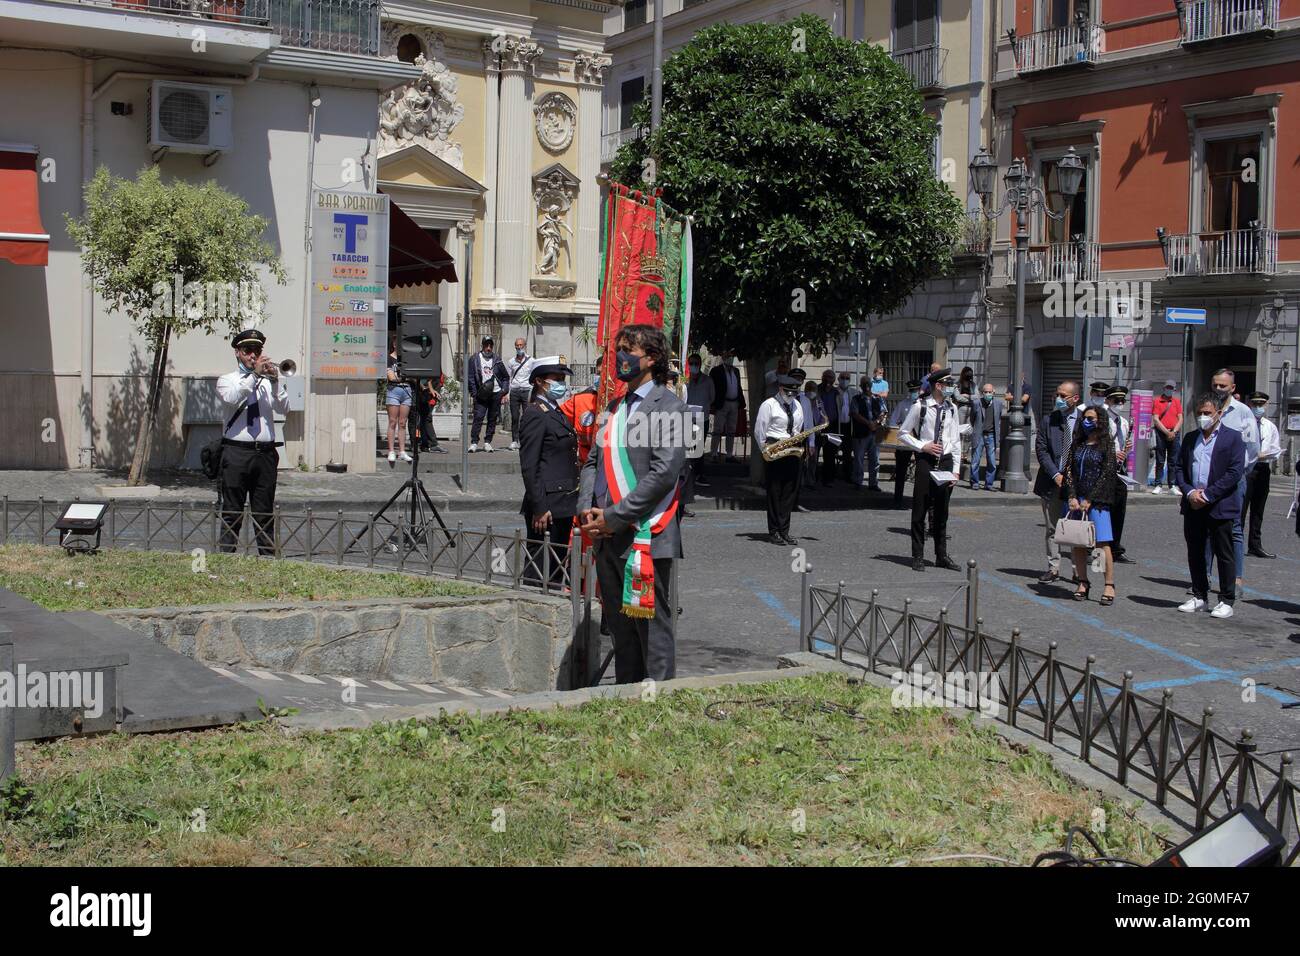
[309,190,390,379]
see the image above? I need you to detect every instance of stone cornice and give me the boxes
[1023,119,1106,149]
[383,1,536,40]
[992,26,1300,108]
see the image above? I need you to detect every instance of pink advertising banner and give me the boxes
[1129,389,1154,475]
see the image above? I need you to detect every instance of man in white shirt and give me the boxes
[216,328,291,554]
[1208,368,1260,584]
[468,335,509,452]
[899,368,962,571]
[1243,390,1282,559]
[755,372,805,545]
[506,336,534,451]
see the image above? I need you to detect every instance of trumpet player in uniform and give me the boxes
[899,367,961,572]
[756,371,808,546]
[216,329,289,555]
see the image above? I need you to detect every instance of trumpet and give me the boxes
[278,358,297,377]
[257,356,296,378]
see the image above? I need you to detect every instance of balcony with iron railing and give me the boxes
[1009,240,1101,284]
[601,127,643,164]
[891,46,947,92]
[67,0,382,56]
[1178,0,1279,44]
[1163,228,1279,277]
[1010,20,1103,74]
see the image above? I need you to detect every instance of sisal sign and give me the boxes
[310,190,390,379]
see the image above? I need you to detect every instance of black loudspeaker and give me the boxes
[395,304,441,379]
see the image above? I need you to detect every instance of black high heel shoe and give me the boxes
[1073,581,1091,601]
[1100,583,1116,607]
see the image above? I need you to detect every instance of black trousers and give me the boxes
[911,454,953,560]
[1111,479,1128,553]
[819,431,842,484]
[893,448,913,506]
[1243,461,1271,552]
[524,512,573,590]
[1154,431,1178,486]
[594,548,675,683]
[470,396,500,443]
[219,444,278,555]
[409,394,437,448]
[764,455,800,535]
[1185,509,1236,606]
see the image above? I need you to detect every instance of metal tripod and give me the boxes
[352,431,452,560]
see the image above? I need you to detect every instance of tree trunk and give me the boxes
[127,323,172,486]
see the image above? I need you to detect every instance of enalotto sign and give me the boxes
[310,190,390,379]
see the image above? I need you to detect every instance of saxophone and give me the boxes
[762,421,829,462]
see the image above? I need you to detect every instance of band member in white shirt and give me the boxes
[216,328,290,554]
[1104,384,1134,563]
[755,372,805,545]
[898,368,962,571]
[1243,391,1282,559]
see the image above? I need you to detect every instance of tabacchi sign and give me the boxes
[309,190,390,380]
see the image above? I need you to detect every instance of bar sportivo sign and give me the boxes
[309,190,390,380]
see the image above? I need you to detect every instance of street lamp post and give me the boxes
[969,145,1084,494]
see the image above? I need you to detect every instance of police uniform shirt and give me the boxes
[1258,417,1281,463]
[216,367,290,442]
[755,393,804,446]
[889,395,917,428]
[898,395,962,469]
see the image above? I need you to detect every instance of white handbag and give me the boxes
[1054,510,1096,549]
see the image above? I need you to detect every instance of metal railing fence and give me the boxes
[1180,0,1279,43]
[798,561,1298,865]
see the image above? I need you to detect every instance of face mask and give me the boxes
[1054,397,1068,411]
[547,381,568,401]
[1089,396,1104,407]
[688,363,700,374]
[1252,406,1265,418]
[873,374,882,382]
[1198,415,1214,431]
[909,391,919,401]
[839,379,850,388]
[1082,418,1097,433]
[615,349,643,382]
[981,394,992,404]
[723,356,734,365]
[516,348,525,357]
[1163,388,1174,397]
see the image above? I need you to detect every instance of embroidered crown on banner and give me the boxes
[639,253,667,280]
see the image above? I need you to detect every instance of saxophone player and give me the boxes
[755,371,805,546]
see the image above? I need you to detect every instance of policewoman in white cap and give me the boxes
[518,355,579,588]
[216,328,289,554]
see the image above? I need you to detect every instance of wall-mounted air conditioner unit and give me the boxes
[148,81,233,156]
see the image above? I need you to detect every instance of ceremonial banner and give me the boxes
[656,200,685,344]
[597,183,660,407]
[680,217,693,375]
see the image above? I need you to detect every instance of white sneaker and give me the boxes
[387,452,396,464]
[1150,486,1163,495]
[400,452,413,463]
[1178,597,1206,613]
[468,444,477,453]
[509,441,520,451]
[484,442,495,453]
[1210,602,1234,619]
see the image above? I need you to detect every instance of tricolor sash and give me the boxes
[601,395,680,618]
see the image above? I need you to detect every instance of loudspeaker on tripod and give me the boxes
[394,304,441,379]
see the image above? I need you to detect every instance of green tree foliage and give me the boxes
[66,167,287,484]
[609,16,963,361]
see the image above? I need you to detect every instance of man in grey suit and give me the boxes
[968,383,1004,490]
[579,323,688,683]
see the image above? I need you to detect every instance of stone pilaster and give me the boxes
[481,39,501,294]
[573,52,610,307]
[497,36,543,300]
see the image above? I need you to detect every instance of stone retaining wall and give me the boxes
[104,594,574,693]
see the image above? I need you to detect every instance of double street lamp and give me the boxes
[969,144,1085,493]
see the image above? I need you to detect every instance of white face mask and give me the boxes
[1197,414,1215,431]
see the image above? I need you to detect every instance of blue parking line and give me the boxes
[742,578,836,653]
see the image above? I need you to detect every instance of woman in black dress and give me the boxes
[1061,405,1120,606]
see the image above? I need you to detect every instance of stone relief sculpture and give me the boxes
[534,92,577,153]
[378,31,465,168]
[530,164,580,298]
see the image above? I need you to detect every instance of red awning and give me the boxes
[384,191,458,288]
[0,148,49,267]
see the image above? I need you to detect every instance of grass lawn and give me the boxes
[0,544,487,611]
[0,674,1165,865]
